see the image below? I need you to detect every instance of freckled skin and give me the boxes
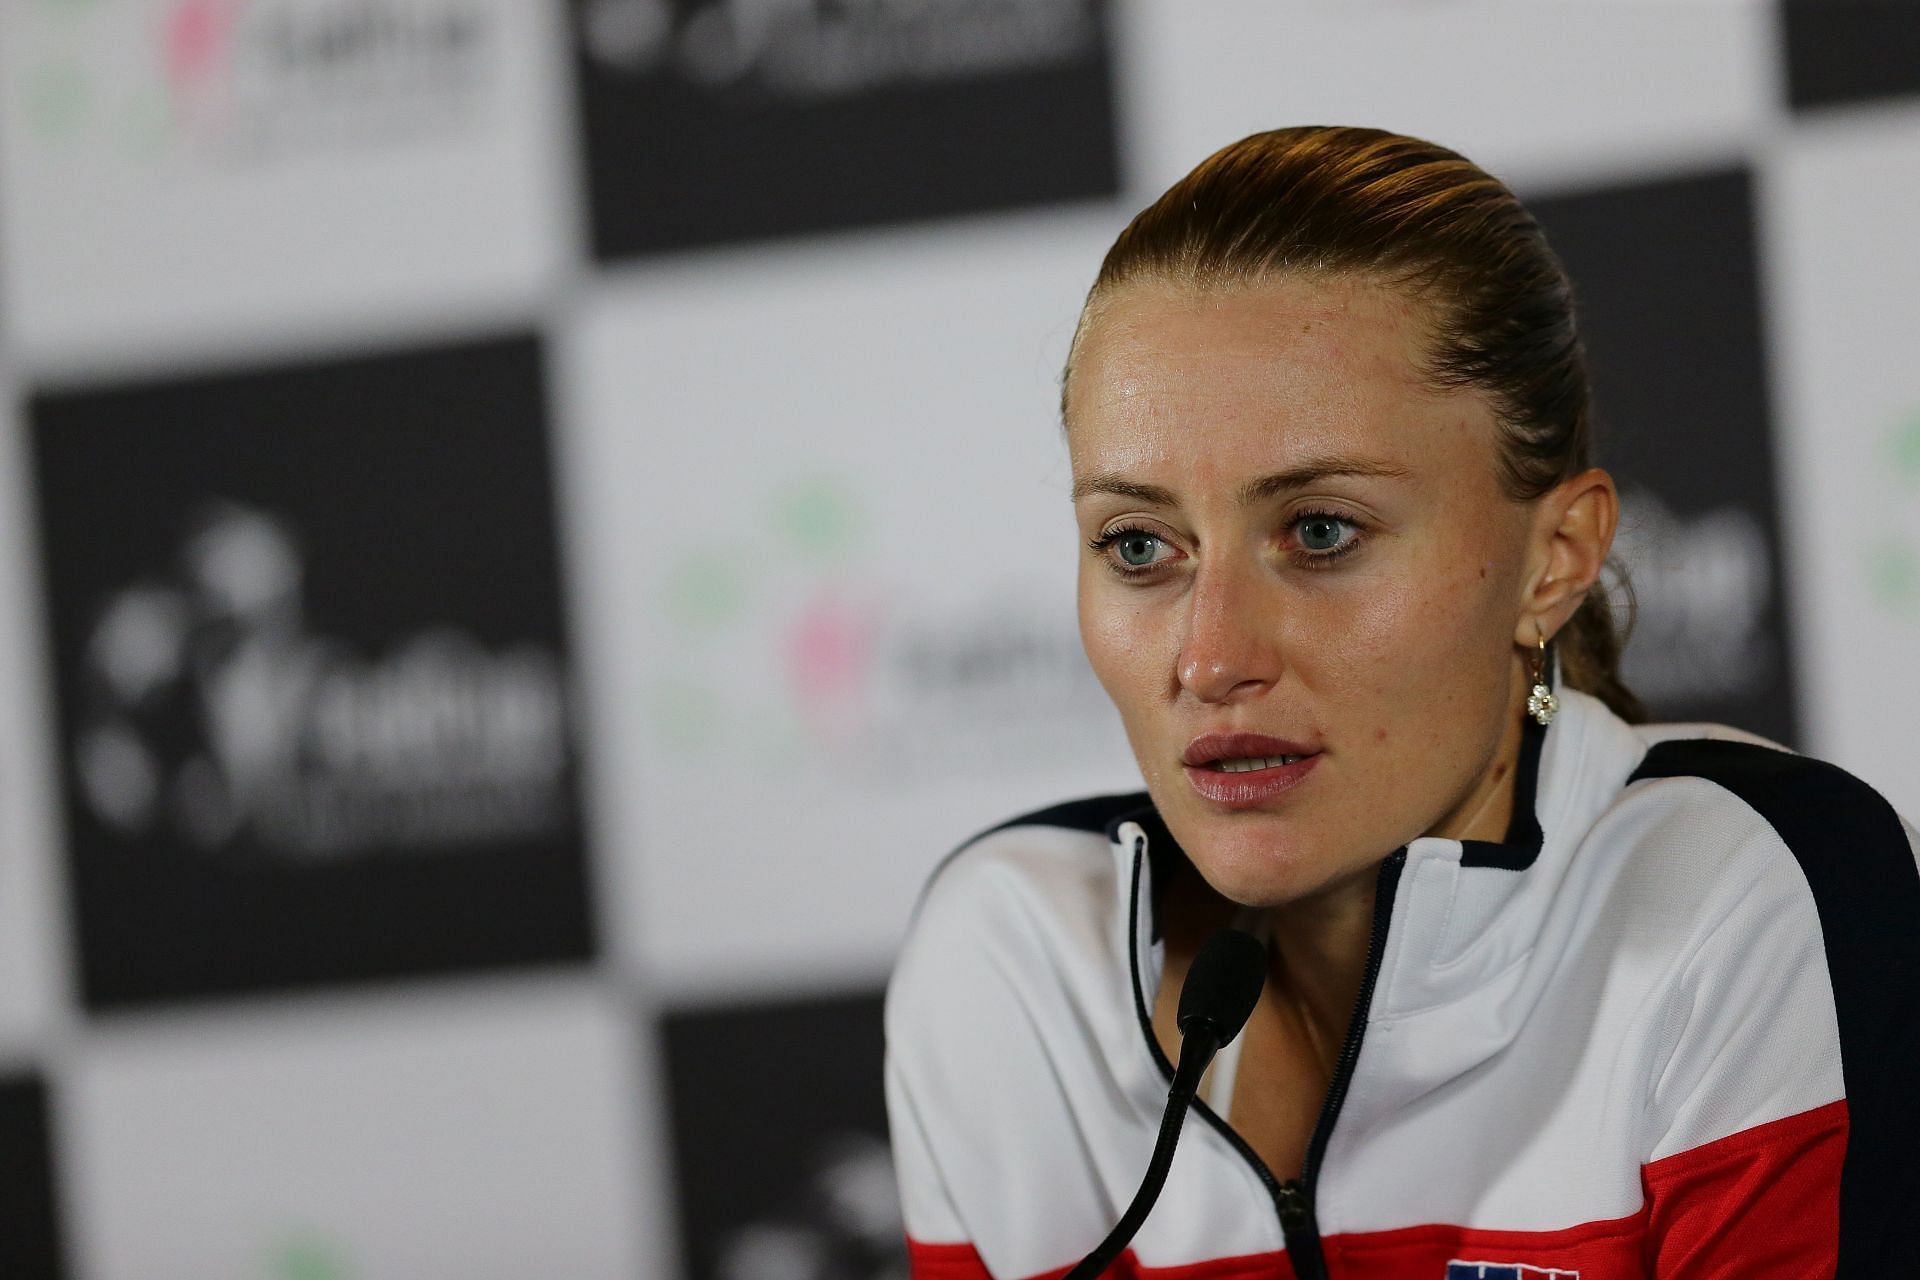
[1066,276,1604,912]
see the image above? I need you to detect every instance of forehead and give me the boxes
[1066,275,1496,484]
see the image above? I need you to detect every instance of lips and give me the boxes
[1181,731,1322,810]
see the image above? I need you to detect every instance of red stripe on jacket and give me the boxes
[906,1098,1847,1279]
[1640,1096,1846,1277]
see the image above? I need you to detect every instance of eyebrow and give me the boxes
[1069,455,1411,505]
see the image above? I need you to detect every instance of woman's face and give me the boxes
[1066,274,1540,908]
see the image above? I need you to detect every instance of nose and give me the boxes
[1176,559,1282,704]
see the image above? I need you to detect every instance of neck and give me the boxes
[1261,866,1384,1066]
[1429,660,1531,845]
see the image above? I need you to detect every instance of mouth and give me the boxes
[1181,732,1322,809]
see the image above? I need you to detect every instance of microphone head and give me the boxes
[1176,928,1267,1046]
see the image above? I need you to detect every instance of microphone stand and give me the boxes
[1061,927,1266,1280]
[1061,1027,1222,1280]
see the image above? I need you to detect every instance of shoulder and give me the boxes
[1536,711,1920,995]
[1618,727,1919,899]
[1608,732,1920,1216]
[887,789,1147,1043]
[1597,726,1920,1012]
[907,789,1148,933]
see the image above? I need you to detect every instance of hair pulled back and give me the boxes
[1064,125,1643,723]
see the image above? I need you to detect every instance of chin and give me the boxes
[1178,815,1334,909]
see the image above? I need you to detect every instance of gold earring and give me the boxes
[1526,630,1558,726]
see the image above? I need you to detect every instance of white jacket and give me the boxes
[884,684,1920,1279]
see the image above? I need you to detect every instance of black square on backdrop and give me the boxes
[0,1075,68,1279]
[664,990,902,1280]
[571,0,1121,260]
[1784,0,1920,110]
[1530,168,1799,745]
[29,333,596,1010]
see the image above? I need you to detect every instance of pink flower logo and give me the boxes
[784,589,878,739]
[164,0,237,115]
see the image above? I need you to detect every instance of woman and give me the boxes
[883,127,1920,1279]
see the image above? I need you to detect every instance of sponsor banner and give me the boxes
[0,0,569,368]
[1782,0,1920,111]
[1762,107,1920,816]
[1120,0,1772,198]
[1530,168,1798,746]
[570,0,1120,259]
[559,216,1140,992]
[0,1074,68,1280]
[64,985,646,1278]
[29,333,594,1009]
[662,989,900,1280]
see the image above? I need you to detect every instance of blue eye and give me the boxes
[1115,531,1162,567]
[1290,511,1363,561]
[1297,516,1349,552]
[1090,524,1175,574]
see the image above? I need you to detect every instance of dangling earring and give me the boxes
[1526,629,1558,726]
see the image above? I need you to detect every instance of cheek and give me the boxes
[1286,556,1513,726]
[1077,573,1168,712]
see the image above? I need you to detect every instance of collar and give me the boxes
[1103,667,1649,1036]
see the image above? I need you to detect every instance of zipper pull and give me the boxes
[1276,1180,1328,1280]
[1275,1179,1312,1234]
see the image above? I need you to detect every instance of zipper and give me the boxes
[1285,846,1406,1280]
[1127,827,1405,1280]
[1302,848,1407,1191]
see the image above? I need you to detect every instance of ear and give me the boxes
[1515,467,1619,647]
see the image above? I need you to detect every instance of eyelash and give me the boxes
[1088,508,1366,578]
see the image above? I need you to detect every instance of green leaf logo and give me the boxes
[270,1234,352,1280]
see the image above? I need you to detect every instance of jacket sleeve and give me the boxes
[882,838,1125,1280]
[882,866,976,1272]
[1639,802,1920,1278]
[884,1049,993,1280]
[1636,874,1846,1278]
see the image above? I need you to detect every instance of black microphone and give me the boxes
[1063,928,1267,1280]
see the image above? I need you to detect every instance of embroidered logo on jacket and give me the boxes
[1445,1264,1580,1280]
